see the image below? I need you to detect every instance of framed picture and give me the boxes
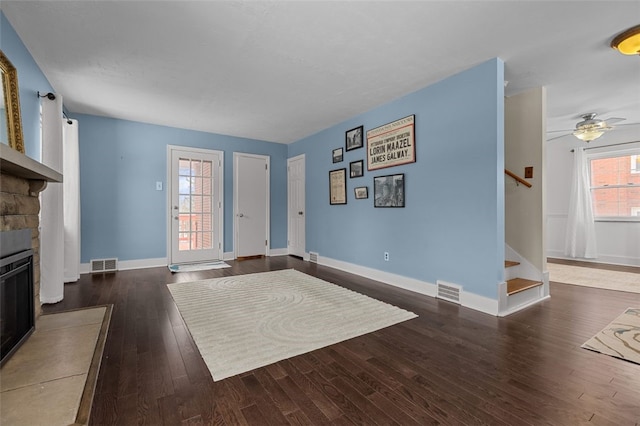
[374,174,405,207]
[345,125,364,151]
[367,115,416,171]
[329,168,347,205]
[332,147,343,163]
[349,159,364,178]
[354,186,368,199]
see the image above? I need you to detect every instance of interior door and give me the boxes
[234,153,269,258]
[169,147,222,264]
[287,155,305,258]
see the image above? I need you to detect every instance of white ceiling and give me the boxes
[2,1,639,144]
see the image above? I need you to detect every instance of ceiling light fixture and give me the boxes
[611,24,640,55]
[572,113,611,142]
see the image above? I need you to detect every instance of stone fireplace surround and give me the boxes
[1,144,62,318]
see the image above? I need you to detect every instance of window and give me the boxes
[589,151,640,220]
[632,155,640,174]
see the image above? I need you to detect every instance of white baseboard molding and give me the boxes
[80,257,167,274]
[316,254,500,316]
[223,252,235,261]
[499,295,550,317]
[547,250,640,267]
[269,248,288,257]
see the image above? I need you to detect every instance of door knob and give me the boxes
[238,213,244,217]
[298,211,304,215]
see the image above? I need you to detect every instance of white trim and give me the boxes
[223,251,235,261]
[546,250,640,267]
[499,295,550,317]
[80,257,167,274]
[166,145,224,264]
[460,291,499,316]
[269,248,289,257]
[317,254,437,298]
[316,254,501,316]
[233,152,270,258]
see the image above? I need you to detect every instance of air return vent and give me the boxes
[309,252,319,263]
[436,280,461,304]
[90,258,118,273]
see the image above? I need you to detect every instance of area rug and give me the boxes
[168,260,230,273]
[167,269,417,380]
[582,308,640,365]
[547,263,640,294]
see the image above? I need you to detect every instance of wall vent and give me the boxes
[309,252,319,263]
[90,258,118,273]
[436,280,461,304]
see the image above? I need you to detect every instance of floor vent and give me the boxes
[309,252,319,263]
[436,280,461,304]
[90,258,118,273]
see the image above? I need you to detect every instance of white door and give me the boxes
[168,146,223,264]
[287,155,305,258]
[234,153,269,258]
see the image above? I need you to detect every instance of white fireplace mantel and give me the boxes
[0,144,62,182]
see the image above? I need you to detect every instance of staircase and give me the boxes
[505,261,542,295]
[499,254,548,316]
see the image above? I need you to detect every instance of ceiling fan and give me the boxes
[547,113,626,142]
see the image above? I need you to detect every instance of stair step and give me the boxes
[507,278,542,295]
[505,260,520,268]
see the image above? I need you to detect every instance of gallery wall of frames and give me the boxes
[329,115,415,208]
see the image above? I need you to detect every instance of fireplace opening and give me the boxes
[1,230,35,366]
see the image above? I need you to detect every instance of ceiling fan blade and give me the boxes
[604,117,626,125]
[547,133,571,141]
[547,129,574,133]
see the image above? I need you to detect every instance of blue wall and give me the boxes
[289,59,505,299]
[74,114,287,262]
[1,12,54,159]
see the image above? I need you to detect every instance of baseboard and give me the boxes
[499,295,550,317]
[316,254,500,316]
[80,257,167,274]
[223,252,235,261]
[547,250,640,267]
[269,248,288,257]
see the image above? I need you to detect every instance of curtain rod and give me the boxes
[570,140,640,152]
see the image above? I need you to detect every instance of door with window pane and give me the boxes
[170,148,222,264]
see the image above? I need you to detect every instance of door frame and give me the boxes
[287,154,306,259]
[233,152,270,259]
[166,145,224,265]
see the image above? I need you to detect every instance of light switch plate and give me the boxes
[156,181,163,191]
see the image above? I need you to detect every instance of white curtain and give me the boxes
[63,119,81,282]
[40,94,64,303]
[564,147,598,258]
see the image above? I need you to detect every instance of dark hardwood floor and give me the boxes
[43,257,640,425]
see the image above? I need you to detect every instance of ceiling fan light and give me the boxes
[573,129,604,142]
[611,25,640,55]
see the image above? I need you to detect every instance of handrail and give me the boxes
[505,169,532,188]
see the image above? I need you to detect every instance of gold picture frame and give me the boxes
[1,50,25,153]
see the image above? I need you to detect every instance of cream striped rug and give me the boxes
[167,269,417,381]
[582,308,640,365]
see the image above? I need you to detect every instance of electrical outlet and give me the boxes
[384,252,389,261]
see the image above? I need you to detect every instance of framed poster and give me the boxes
[332,147,343,163]
[349,159,364,178]
[374,174,405,207]
[367,115,415,171]
[354,186,368,199]
[345,125,364,151]
[329,168,347,205]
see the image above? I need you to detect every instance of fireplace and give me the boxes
[0,229,35,366]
